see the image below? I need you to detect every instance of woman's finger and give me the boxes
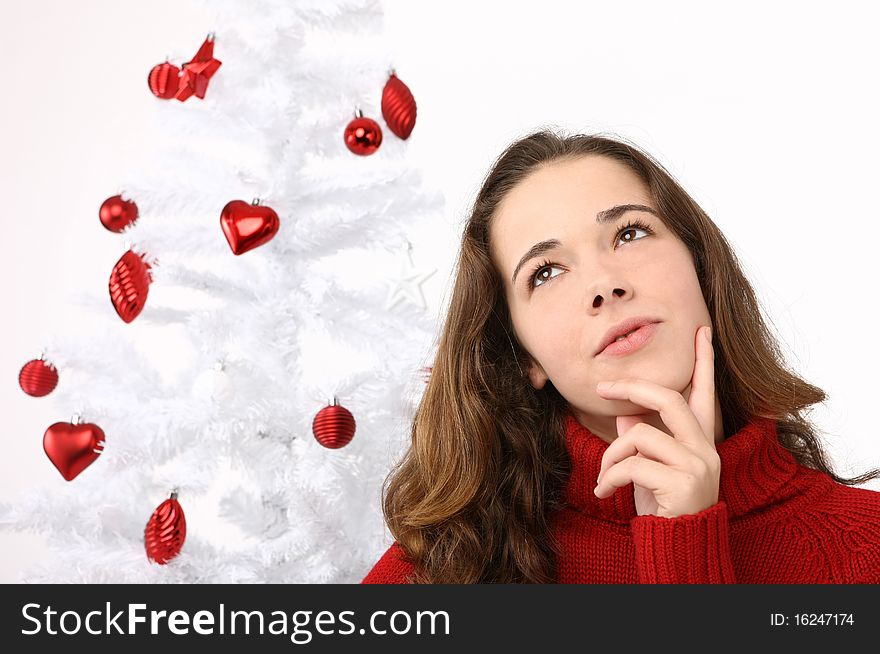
[687,325,716,445]
[594,455,678,499]
[596,378,707,449]
[597,422,693,484]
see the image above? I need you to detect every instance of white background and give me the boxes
[2,0,879,582]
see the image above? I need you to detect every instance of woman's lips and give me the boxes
[596,322,659,357]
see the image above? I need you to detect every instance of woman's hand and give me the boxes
[593,325,720,518]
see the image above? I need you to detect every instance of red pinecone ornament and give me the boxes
[312,399,356,449]
[144,492,187,565]
[19,358,59,397]
[99,194,139,232]
[148,61,181,99]
[109,249,153,323]
[381,71,417,140]
[43,419,106,481]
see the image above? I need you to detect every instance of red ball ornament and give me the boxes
[344,109,383,156]
[99,194,139,232]
[381,71,417,140]
[220,199,280,255]
[109,249,153,323]
[148,61,181,99]
[19,357,59,397]
[43,417,106,481]
[312,398,356,449]
[144,492,187,565]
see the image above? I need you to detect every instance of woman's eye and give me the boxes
[532,263,563,288]
[617,225,650,245]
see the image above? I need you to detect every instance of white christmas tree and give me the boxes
[1,0,445,582]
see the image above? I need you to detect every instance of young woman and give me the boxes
[361,130,880,583]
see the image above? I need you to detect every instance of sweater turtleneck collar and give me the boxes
[561,410,802,524]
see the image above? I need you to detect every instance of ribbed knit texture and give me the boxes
[362,412,880,583]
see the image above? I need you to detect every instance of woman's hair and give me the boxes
[380,128,880,583]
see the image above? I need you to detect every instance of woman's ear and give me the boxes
[527,359,549,390]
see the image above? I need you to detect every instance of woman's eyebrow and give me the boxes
[510,204,659,285]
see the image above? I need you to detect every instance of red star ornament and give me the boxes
[176,34,222,102]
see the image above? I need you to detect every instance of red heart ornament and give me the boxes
[220,200,280,255]
[43,421,106,481]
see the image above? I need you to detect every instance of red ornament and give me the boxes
[43,418,106,481]
[220,199,280,255]
[381,71,417,140]
[312,398,356,449]
[19,357,59,397]
[99,194,139,232]
[176,34,222,102]
[344,109,383,156]
[144,492,187,565]
[109,249,153,323]
[419,366,432,385]
[148,61,181,99]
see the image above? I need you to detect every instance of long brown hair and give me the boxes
[381,128,880,583]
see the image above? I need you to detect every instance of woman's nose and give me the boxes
[591,287,626,308]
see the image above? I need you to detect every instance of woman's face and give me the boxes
[489,155,714,441]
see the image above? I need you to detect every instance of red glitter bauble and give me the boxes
[109,249,153,323]
[43,420,106,481]
[381,72,417,140]
[312,400,356,449]
[19,358,59,397]
[99,194,139,232]
[148,61,181,99]
[144,493,187,565]
[344,115,382,156]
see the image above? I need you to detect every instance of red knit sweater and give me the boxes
[361,412,880,583]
